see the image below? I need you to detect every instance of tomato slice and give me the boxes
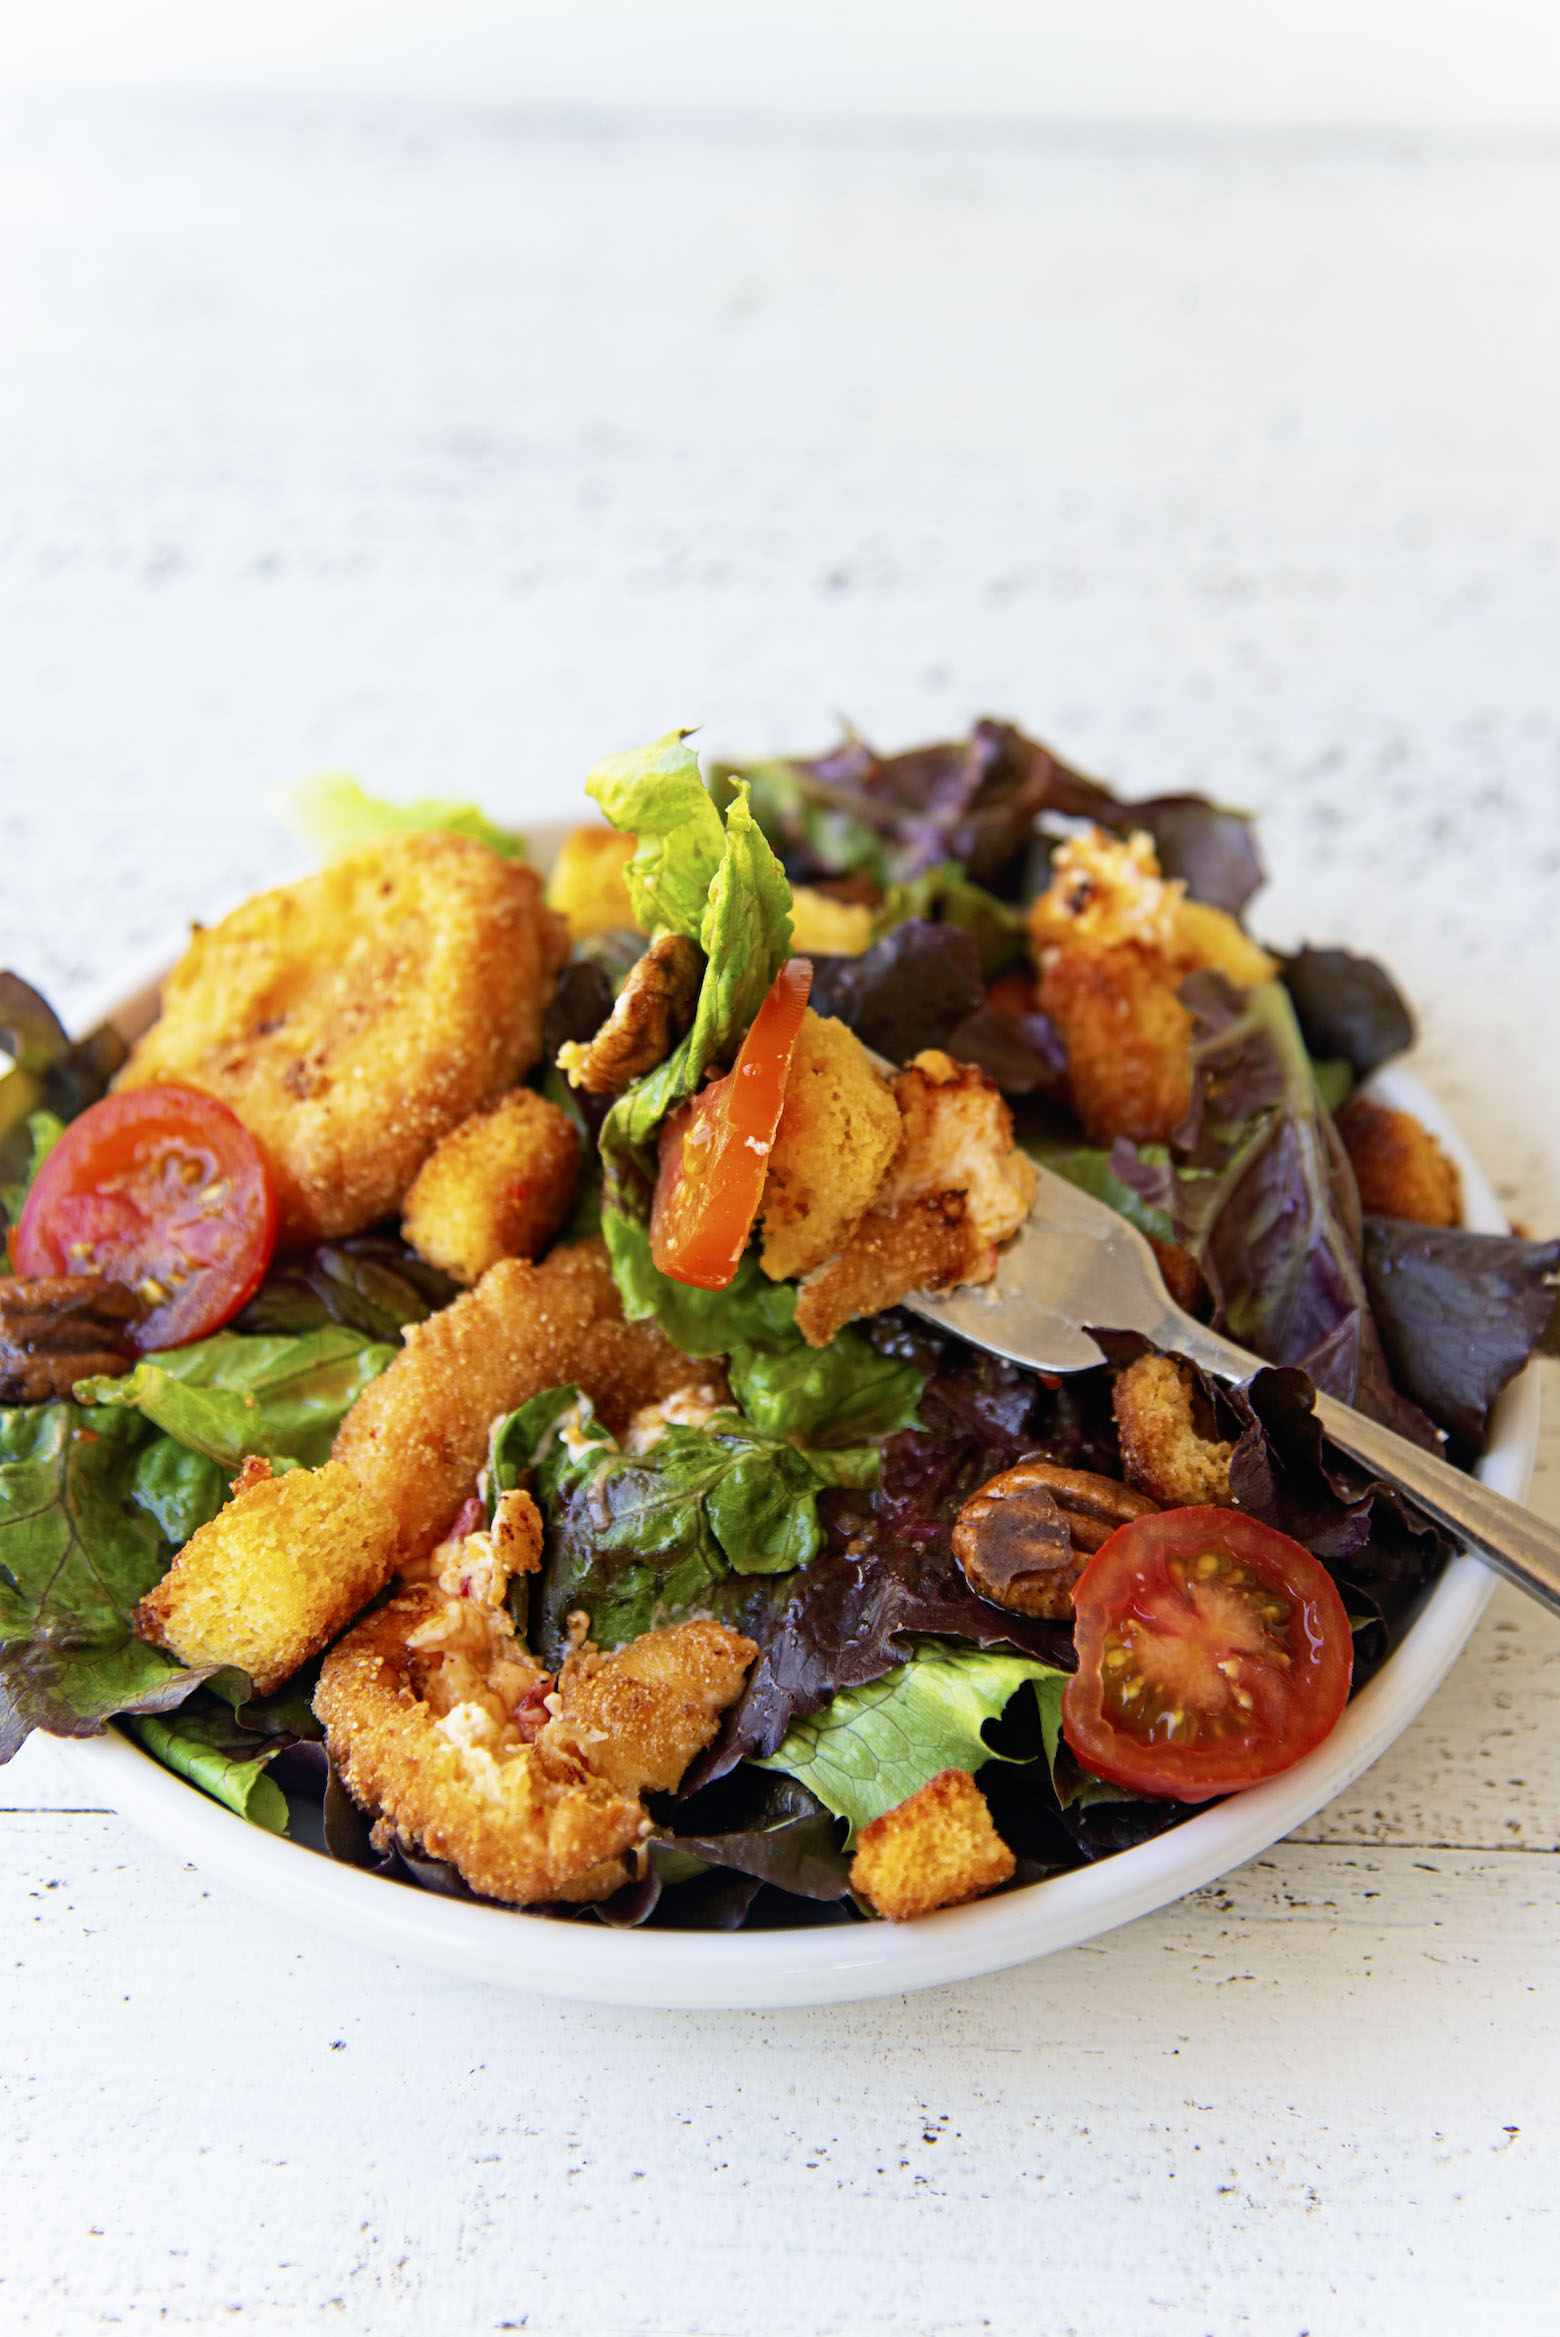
[14,1084,278,1351]
[1062,1505,1352,1801]
[650,957,813,1291]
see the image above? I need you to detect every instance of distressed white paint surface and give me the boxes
[2,90,1559,2336]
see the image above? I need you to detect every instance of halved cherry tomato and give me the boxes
[14,1084,278,1351]
[1062,1505,1352,1801]
[650,957,813,1291]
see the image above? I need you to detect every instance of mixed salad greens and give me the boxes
[2,719,1557,1933]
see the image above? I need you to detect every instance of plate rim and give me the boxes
[53,910,1537,2009]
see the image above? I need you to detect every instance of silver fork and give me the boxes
[903,1165,1560,1617]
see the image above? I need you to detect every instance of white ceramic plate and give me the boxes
[57,884,1538,2008]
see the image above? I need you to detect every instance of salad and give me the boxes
[1,720,1556,1933]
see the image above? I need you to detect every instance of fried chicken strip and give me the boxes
[316,1504,756,1906]
[331,1236,719,1565]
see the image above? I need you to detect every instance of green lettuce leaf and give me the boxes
[76,1326,395,1470]
[127,1704,290,1833]
[755,1640,1068,1840]
[286,773,528,863]
[600,782,794,1184]
[0,1402,211,1758]
[586,730,728,940]
[726,1329,923,1446]
[602,1214,922,1446]
[492,1385,874,1663]
[1034,1143,1176,1245]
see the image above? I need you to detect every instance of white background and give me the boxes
[2,10,1560,2333]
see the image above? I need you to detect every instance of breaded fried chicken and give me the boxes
[1029,828,1276,1147]
[117,832,567,1244]
[1336,1094,1462,1228]
[316,1502,756,1906]
[794,1051,1037,1345]
[331,1237,721,1565]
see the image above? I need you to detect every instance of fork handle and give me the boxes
[1168,1319,1560,1619]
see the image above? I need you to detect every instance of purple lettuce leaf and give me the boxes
[945,994,1068,1096]
[1281,946,1415,1079]
[1360,1218,1560,1452]
[808,922,985,1063]
[1226,1365,1451,1584]
[1118,973,1437,1444]
[721,719,1264,910]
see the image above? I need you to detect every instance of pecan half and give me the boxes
[951,1459,1159,1620]
[0,1276,144,1404]
[555,933,703,1097]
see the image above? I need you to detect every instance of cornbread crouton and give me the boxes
[758,1011,902,1280]
[544,825,640,938]
[1029,828,1276,1146]
[556,933,702,1097]
[1336,1094,1462,1228]
[134,1459,400,1695]
[787,887,873,956]
[331,1237,720,1566]
[401,1088,581,1285]
[1112,1353,1234,1508]
[849,1768,1015,1922]
[794,1052,1037,1345]
[118,833,568,1244]
[316,1560,756,1907]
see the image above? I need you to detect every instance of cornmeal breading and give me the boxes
[1030,828,1276,1147]
[401,1088,582,1285]
[793,1052,1036,1347]
[550,1620,759,1795]
[133,1459,400,1695]
[1112,1353,1235,1508]
[1336,1094,1462,1228]
[849,1768,1015,1923]
[758,1011,902,1281]
[331,1238,719,1565]
[316,1575,756,1906]
[544,825,640,938]
[117,833,568,1244]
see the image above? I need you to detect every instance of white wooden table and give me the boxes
[2,87,1558,2336]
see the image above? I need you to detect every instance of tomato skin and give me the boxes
[650,957,813,1291]
[1062,1505,1353,1801]
[14,1085,278,1351]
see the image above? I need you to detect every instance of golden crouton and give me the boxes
[556,933,703,1096]
[134,1459,400,1695]
[793,1051,1037,1346]
[316,1590,755,1905]
[400,1088,581,1285]
[1030,828,1276,1147]
[1112,1353,1234,1508]
[332,1237,720,1566]
[787,887,873,956]
[118,832,568,1244]
[1336,1094,1462,1228]
[849,1768,1015,1923]
[544,825,641,938]
[758,1011,902,1280]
